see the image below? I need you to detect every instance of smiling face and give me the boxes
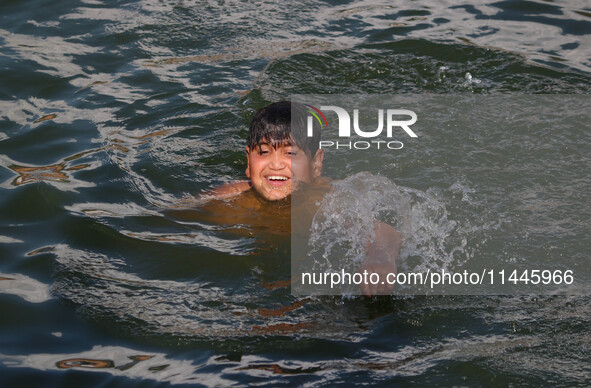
[246,142,323,201]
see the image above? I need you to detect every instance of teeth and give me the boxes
[268,176,288,181]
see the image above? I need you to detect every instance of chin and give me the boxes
[266,192,291,202]
[252,187,291,202]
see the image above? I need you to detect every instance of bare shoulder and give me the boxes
[202,180,252,199]
[314,176,333,190]
[165,181,252,210]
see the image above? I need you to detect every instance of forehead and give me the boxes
[256,139,294,148]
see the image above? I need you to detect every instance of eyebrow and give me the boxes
[257,140,293,148]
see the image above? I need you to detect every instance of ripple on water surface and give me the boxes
[1,0,591,385]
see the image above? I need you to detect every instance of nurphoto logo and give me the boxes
[305,105,417,150]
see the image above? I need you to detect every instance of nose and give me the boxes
[268,152,288,170]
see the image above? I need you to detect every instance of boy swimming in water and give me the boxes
[211,101,401,296]
[212,101,325,201]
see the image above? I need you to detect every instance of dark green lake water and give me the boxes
[1,0,590,386]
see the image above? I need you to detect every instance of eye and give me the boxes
[287,146,301,156]
[258,146,271,155]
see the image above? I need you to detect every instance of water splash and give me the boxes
[308,172,472,276]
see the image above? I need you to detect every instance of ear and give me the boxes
[311,149,324,179]
[245,146,251,178]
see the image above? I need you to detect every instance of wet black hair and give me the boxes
[247,101,321,157]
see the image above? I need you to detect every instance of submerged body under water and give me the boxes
[1,0,591,386]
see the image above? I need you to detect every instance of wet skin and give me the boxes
[169,178,332,239]
[245,142,324,201]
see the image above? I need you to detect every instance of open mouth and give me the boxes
[266,175,290,186]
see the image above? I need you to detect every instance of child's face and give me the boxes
[246,142,323,201]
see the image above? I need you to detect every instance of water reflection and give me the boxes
[51,243,348,339]
[0,272,51,303]
[0,97,115,128]
[10,163,70,186]
[55,354,156,371]
[0,346,198,384]
[1,320,588,384]
[32,113,57,124]
[56,358,115,369]
[2,152,99,189]
[1,0,590,385]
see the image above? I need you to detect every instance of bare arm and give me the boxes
[359,221,402,296]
